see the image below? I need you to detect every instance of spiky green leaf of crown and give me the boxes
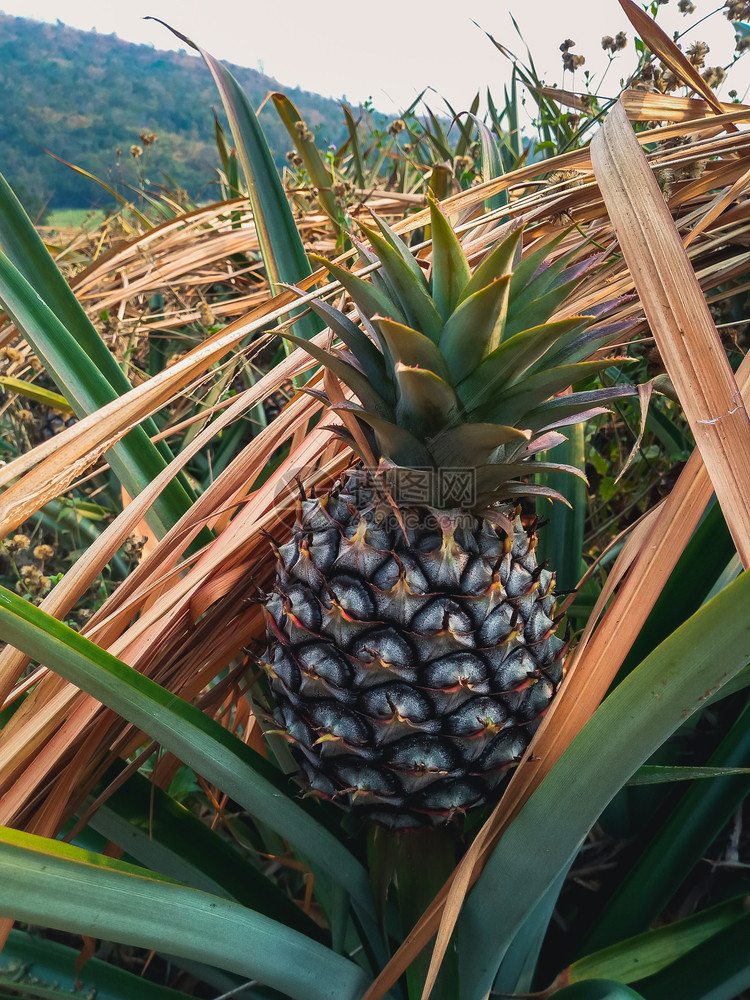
[286,198,635,510]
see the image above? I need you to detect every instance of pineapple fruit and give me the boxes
[261,202,630,830]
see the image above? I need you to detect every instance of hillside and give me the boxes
[0,13,352,214]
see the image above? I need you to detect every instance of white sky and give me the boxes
[0,1,746,113]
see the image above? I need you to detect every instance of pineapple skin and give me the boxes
[262,471,564,831]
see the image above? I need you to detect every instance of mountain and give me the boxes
[0,13,352,215]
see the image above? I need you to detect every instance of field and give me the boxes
[1,3,750,1000]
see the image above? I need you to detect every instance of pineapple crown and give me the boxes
[285,197,636,511]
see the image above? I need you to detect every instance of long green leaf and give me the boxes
[86,766,326,942]
[584,695,750,951]
[0,253,195,538]
[571,895,750,985]
[458,566,750,999]
[0,828,371,1000]
[633,912,750,1000]
[536,421,586,594]
[273,92,345,236]
[0,927,191,1000]
[427,194,471,321]
[0,172,141,394]
[152,20,320,342]
[0,587,375,921]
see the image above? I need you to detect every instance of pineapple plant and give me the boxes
[261,200,634,830]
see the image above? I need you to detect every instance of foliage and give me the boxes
[0,12,351,212]
[1,2,750,1000]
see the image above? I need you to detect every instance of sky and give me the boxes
[0,1,745,113]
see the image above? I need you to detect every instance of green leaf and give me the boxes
[458,566,750,999]
[523,386,638,432]
[308,295,394,403]
[273,92,345,236]
[394,365,460,436]
[0,375,73,411]
[620,498,734,678]
[0,252,195,539]
[359,223,443,342]
[335,406,432,469]
[428,422,529,468]
[310,253,406,328]
[457,317,587,409]
[439,276,512,383]
[375,316,451,381]
[537,318,636,373]
[551,982,647,1000]
[466,113,507,214]
[627,764,750,785]
[86,766,326,942]
[0,172,143,394]
[152,21,320,342]
[585,695,750,951]
[0,828,371,1000]
[535,421,586,594]
[504,276,585,340]
[0,927,191,1000]
[571,895,750,985]
[0,587,375,920]
[458,226,522,305]
[342,104,365,189]
[280,330,393,420]
[633,912,750,1000]
[475,359,627,426]
[427,194,471,320]
[507,229,567,300]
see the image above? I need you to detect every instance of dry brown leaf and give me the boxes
[592,99,750,563]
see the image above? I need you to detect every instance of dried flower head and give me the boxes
[198,302,216,328]
[0,346,24,365]
[736,37,750,53]
[602,32,627,53]
[687,41,709,67]
[16,408,34,425]
[293,120,314,142]
[702,65,727,88]
[560,39,576,52]
[139,131,157,146]
[678,0,696,11]
[5,534,30,555]
[28,355,42,371]
[454,155,474,175]
[124,534,149,562]
[130,145,143,159]
[724,0,750,19]
[388,119,406,135]
[33,544,55,561]
[562,51,586,72]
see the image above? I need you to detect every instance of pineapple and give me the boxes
[261,201,632,830]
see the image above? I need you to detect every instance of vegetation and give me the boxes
[1,1,750,999]
[0,13,351,215]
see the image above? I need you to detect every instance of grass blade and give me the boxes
[150,20,320,342]
[458,566,750,999]
[0,586,374,918]
[0,828,371,1000]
